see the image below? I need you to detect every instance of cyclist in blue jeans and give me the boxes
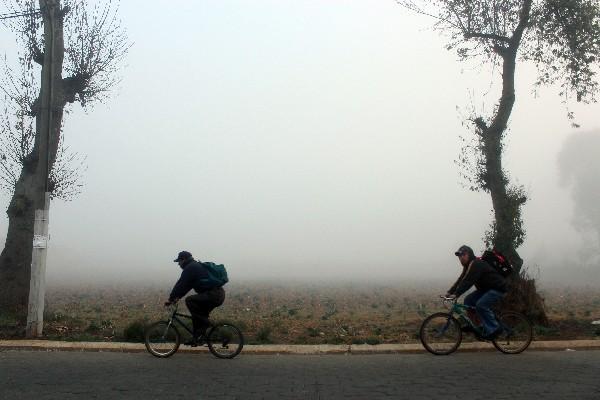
[446,245,508,340]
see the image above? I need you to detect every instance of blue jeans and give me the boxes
[464,289,506,336]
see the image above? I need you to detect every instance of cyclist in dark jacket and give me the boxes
[446,245,507,339]
[165,251,225,346]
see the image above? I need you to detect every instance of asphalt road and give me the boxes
[1,350,599,400]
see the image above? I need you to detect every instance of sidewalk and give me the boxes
[1,339,599,354]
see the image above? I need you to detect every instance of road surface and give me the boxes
[1,350,599,399]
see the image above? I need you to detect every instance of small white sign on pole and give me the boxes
[33,234,48,249]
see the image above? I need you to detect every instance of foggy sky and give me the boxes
[0,1,599,287]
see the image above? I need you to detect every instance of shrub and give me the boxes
[0,312,24,338]
[306,327,320,337]
[64,333,102,342]
[254,325,273,344]
[500,267,549,325]
[365,337,381,345]
[292,335,309,344]
[326,336,346,345]
[534,325,559,338]
[85,321,101,333]
[46,310,66,322]
[122,320,146,342]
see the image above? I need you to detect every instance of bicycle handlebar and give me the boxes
[440,295,457,302]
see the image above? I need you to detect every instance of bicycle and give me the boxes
[144,302,244,359]
[419,295,532,355]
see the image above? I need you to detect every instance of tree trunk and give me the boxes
[477,0,547,324]
[480,47,525,271]
[0,190,36,315]
[478,0,533,273]
[0,0,65,316]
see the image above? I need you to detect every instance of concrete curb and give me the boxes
[1,339,599,355]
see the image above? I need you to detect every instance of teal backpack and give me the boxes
[201,262,229,288]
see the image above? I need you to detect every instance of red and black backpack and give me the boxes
[479,248,514,277]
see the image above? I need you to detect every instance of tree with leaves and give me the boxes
[0,0,130,315]
[397,0,600,270]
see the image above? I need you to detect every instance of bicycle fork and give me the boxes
[435,315,454,336]
[161,320,174,340]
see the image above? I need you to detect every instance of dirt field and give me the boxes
[2,282,599,343]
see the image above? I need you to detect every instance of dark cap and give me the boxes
[454,245,474,257]
[174,251,192,262]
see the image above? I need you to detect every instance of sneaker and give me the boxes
[461,325,475,333]
[184,328,208,346]
[482,327,503,340]
[183,335,206,347]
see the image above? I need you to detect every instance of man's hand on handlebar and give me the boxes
[164,298,179,307]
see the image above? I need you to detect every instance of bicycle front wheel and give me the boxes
[144,321,181,358]
[420,312,462,355]
[493,312,532,354]
[207,324,244,359]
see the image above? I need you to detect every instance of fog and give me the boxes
[558,132,600,269]
[0,1,599,288]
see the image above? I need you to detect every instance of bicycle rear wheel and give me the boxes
[207,324,244,359]
[420,312,462,355]
[145,321,181,358]
[492,312,532,354]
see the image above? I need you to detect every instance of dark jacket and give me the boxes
[448,258,507,297]
[169,259,214,301]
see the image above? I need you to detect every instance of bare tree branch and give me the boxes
[62,0,132,106]
[0,0,130,199]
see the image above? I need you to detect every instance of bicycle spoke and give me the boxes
[493,312,532,354]
[145,321,180,358]
[207,324,244,359]
[420,313,462,355]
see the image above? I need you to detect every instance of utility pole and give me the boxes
[26,195,49,337]
[26,0,57,338]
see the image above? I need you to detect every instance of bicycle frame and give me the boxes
[165,303,196,337]
[443,298,482,333]
[443,297,511,337]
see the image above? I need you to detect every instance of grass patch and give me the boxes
[253,325,273,344]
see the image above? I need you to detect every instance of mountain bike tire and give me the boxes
[420,312,463,355]
[207,323,244,359]
[492,311,532,354]
[144,321,181,358]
